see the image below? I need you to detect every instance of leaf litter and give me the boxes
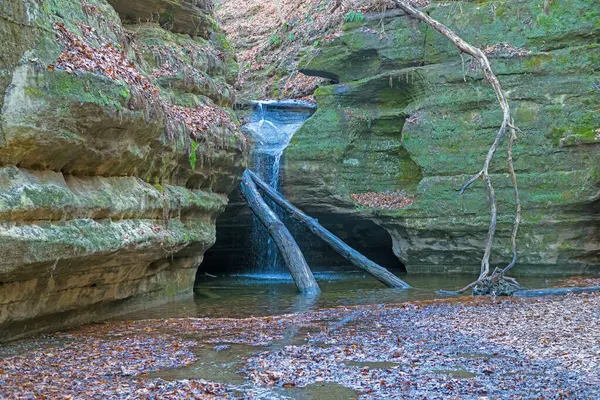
[1,294,598,398]
[50,22,245,145]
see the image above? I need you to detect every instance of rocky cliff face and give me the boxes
[284,1,600,274]
[0,0,247,341]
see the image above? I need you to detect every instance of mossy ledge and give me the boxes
[0,0,247,341]
[283,0,600,275]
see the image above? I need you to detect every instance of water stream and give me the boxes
[243,100,316,275]
[128,272,568,320]
[1,272,586,399]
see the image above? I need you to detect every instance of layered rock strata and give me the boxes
[0,0,247,341]
[284,1,600,274]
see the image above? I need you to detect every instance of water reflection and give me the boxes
[116,271,566,321]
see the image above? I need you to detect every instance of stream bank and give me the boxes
[0,0,246,342]
[1,285,598,399]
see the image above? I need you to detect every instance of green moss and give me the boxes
[159,6,176,29]
[189,141,198,169]
[119,88,131,101]
[45,72,126,110]
[524,54,554,71]
[24,86,44,98]
[514,102,540,124]
[214,32,233,53]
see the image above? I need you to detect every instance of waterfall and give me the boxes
[243,100,316,275]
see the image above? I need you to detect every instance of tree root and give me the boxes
[394,1,522,295]
[438,268,523,296]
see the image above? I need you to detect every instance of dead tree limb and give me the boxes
[503,122,521,274]
[393,0,522,294]
[275,0,287,25]
[240,170,320,294]
[247,170,411,289]
[330,0,342,13]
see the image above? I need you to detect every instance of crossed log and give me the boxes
[240,169,410,293]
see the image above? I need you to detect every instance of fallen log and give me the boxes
[247,170,410,289]
[514,286,600,298]
[240,170,320,295]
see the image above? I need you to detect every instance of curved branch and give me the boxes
[393,0,520,287]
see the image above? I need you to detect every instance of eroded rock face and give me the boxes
[0,0,247,341]
[284,1,600,274]
[107,0,214,38]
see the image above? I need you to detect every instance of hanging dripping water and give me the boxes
[243,100,316,275]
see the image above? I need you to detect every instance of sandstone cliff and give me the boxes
[0,0,247,341]
[283,1,599,274]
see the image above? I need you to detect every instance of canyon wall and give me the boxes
[0,0,247,341]
[284,1,600,274]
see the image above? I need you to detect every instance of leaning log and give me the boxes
[247,170,411,289]
[240,170,320,294]
[514,286,600,298]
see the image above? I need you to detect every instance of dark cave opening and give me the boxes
[196,188,406,285]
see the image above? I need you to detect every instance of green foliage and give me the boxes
[269,33,281,47]
[344,11,365,23]
[189,141,198,169]
[288,32,295,42]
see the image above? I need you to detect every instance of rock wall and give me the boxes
[284,1,600,274]
[0,0,247,341]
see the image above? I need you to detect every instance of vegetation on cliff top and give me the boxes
[216,0,420,100]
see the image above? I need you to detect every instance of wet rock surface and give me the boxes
[1,294,598,398]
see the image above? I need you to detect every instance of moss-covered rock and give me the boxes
[0,0,247,341]
[131,23,235,106]
[285,1,599,275]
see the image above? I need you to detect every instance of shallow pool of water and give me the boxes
[116,270,565,321]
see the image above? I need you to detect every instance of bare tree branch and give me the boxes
[275,0,287,25]
[503,121,521,274]
[393,0,522,292]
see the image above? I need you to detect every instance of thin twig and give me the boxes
[460,53,467,82]
[460,171,482,194]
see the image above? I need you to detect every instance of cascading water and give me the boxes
[243,100,316,275]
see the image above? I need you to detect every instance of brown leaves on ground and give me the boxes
[52,22,158,97]
[50,22,245,144]
[166,104,239,139]
[352,190,413,210]
[243,294,600,398]
[2,294,598,398]
[0,336,204,399]
[557,276,600,288]
[281,72,321,100]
